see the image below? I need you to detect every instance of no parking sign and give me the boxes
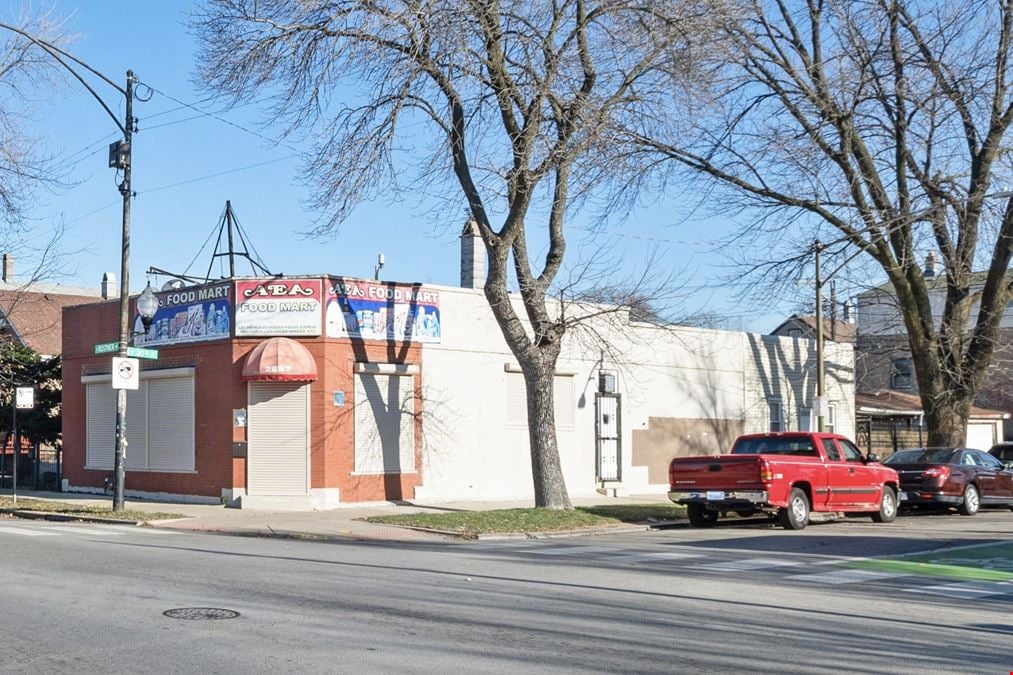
[15,386,33,409]
[112,357,140,390]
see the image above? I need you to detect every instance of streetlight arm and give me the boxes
[0,20,127,135]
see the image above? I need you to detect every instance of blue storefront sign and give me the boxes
[133,282,232,346]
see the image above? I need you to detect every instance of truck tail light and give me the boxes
[922,466,950,480]
[759,459,774,483]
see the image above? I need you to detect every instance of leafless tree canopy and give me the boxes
[0,9,68,227]
[645,0,1013,445]
[193,0,719,507]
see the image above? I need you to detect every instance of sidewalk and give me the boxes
[1,489,674,542]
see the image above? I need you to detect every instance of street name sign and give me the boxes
[127,346,158,359]
[94,341,119,354]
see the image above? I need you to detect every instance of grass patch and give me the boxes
[364,503,685,537]
[0,496,184,522]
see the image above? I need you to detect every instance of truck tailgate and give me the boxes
[669,455,763,490]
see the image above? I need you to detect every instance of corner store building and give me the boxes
[61,274,855,509]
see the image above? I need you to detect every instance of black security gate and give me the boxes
[595,392,621,482]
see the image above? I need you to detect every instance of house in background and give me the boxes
[855,389,1008,456]
[0,255,110,356]
[0,254,109,489]
[769,313,856,344]
[854,252,1013,450]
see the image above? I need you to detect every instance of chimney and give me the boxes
[2,253,12,282]
[842,299,854,323]
[101,272,117,300]
[460,217,485,289]
[924,251,937,278]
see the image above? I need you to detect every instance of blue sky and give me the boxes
[11,1,798,333]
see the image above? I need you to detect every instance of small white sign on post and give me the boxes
[112,357,140,390]
[15,386,34,409]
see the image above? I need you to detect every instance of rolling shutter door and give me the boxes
[86,384,116,469]
[354,373,414,473]
[124,386,148,471]
[247,382,309,495]
[83,369,195,473]
[147,377,195,471]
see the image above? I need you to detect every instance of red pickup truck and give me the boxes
[667,432,900,530]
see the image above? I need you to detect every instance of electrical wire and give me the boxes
[138,81,301,153]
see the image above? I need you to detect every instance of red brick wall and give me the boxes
[63,300,425,503]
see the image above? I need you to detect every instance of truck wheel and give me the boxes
[957,484,980,516]
[871,487,897,523]
[778,488,810,530]
[687,503,718,528]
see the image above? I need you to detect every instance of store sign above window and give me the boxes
[326,277,441,343]
[235,279,323,337]
[134,282,232,347]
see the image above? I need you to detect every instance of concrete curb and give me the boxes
[1,508,141,526]
[392,522,653,540]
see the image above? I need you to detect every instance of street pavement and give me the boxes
[1,488,669,542]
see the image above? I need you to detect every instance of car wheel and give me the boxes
[871,487,898,523]
[778,488,810,530]
[687,503,719,528]
[957,484,980,516]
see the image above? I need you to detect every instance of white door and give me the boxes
[247,382,310,496]
[966,423,996,451]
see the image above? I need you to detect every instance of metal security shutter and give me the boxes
[247,382,309,495]
[505,373,574,430]
[147,377,195,471]
[553,375,575,430]
[85,383,116,469]
[124,385,149,471]
[354,373,414,473]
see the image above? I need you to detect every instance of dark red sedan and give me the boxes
[883,447,1013,515]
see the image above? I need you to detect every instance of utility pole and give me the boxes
[814,241,826,433]
[0,22,137,511]
[112,70,134,512]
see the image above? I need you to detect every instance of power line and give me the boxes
[139,81,301,153]
[141,155,297,195]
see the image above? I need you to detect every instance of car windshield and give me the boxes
[884,448,957,465]
[731,437,818,457]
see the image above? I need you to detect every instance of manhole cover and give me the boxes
[163,607,240,621]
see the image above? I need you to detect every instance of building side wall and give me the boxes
[416,288,855,501]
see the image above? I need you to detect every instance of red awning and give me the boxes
[241,337,318,382]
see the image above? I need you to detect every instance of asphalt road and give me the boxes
[1,508,1011,674]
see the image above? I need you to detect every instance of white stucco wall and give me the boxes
[414,285,855,503]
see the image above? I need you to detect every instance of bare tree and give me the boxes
[0,8,69,227]
[192,0,716,508]
[643,0,1013,446]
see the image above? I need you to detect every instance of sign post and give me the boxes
[12,386,34,506]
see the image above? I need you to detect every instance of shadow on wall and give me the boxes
[746,333,851,433]
[631,365,744,485]
[329,276,426,501]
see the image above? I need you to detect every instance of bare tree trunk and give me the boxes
[521,351,570,510]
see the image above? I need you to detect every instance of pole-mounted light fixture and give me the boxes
[135,282,159,334]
